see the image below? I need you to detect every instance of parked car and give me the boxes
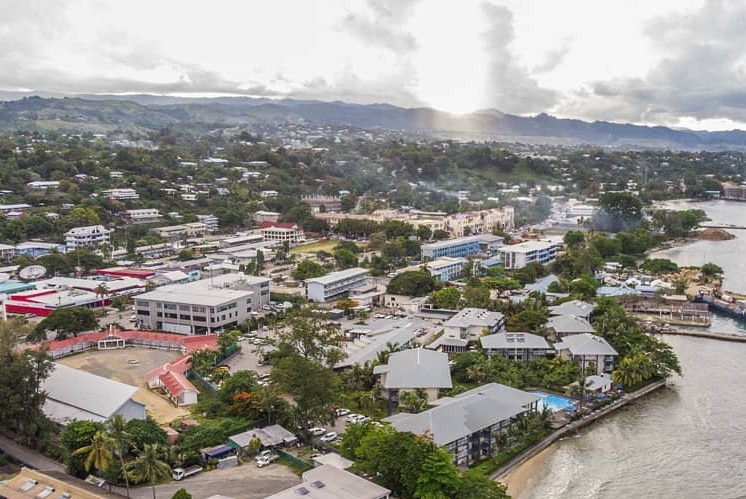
[255,450,273,462]
[335,408,351,417]
[346,413,362,423]
[309,427,326,436]
[256,453,279,468]
[320,432,338,443]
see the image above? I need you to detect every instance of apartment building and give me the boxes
[306,267,369,302]
[444,206,515,237]
[64,225,111,251]
[197,214,220,231]
[134,273,270,334]
[499,240,558,270]
[102,188,140,200]
[121,208,163,224]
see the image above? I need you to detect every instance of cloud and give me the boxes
[342,0,421,54]
[558,0,746,126]
[480,2,559,114]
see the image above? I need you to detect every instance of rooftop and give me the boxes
[549,300,595,318]
[480,332,551,350]
[136,273,267,306]
[444,307,504,328]
[554,333,618,356]
[266,465,390,499]
[500,240,556,253]
[547,315,596,334]
[305,267,369,285]
[373,348,452,390]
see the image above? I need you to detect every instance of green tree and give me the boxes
[126,418,169,450]
[292,259,328,281]
[107,415,133,498]
[595,192,643,232]
[398,389,430,414]
[31,307,99,341]
[61,420,104,477]
[563,230,586,249]
[334,248,358,270]
[218,370,257,405]
[387,271,439,297]
[72,431,114,475]
[171,489,193,499]
[415,448,460,499]
[462,285,491,308]
[431,287,461,309]
[126,444,171,499]
[700,262,724,277]
[454,470,510,499]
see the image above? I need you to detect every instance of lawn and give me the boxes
[289,239,340,255]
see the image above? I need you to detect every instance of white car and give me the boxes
[255,450,272,462]
[309,427,326,436]
[346,413,362,423]
[320,432,337,443]
[336,408,351,417]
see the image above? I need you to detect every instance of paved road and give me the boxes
[121,463,301,499]
[0,435,65,472]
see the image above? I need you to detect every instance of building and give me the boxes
[444,206,515,237]
[26,181,60,190]
[397,257,467,282]
[266,465,390,499]
[228,424,298,453]
[41,363,146,424]
[259,222,305,243]
[546,314,596,339]
[196,214,220,232]
[0,243,17,260]
[151,223,209,240]
[64,225,111,251]
[373,348,452,410]
[480,332,553,362]
[261,190,279,198]
[0,468,120,499]
[102,188,140,200]
[443,308,505,343]
[134,273,270,334]
[253,210,280,224]
[302,195,342,213]
[549,300,595,320]
[145,353,200,406]
[121,208,162,224]
[0,203,31,216]
[306,267,369,303]
[554,333,618,375]
[384,383,540,466]
[16,241,66,258]
[723,183,746,200]
[499,240,558,270]
[421,236,482,260]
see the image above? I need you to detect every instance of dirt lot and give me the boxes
[57,348,190,424]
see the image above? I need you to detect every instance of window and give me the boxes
[179,304,190,311]
[164,303,177,310]
[135,300,148,307]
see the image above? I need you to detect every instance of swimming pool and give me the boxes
[531,391,576,412]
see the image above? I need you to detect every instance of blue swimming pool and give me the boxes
[531,391,576,412]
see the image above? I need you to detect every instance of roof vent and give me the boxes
[295,487,310,495]
[311,480,326,488]
[19,479,38,492]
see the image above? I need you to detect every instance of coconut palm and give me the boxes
[106,415,132,499]
[126,444,171,499]
[93,282,110,308]
[72,431,115,475]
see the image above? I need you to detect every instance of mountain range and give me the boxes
[1,93,745,150]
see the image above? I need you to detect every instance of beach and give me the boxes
[500,447,555,499]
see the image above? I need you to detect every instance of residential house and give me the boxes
[373,348,452,411]
[480,332,553,362]
[554,333,618,375]
[121,208,162,224]
[549,300,595,320]
[546,314,596,339]
[434,308,505,353]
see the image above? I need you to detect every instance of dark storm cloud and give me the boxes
[480,2,559,114]
[562,0,746,125]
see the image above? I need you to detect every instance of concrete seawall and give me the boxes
[491,379,667,482]
[659,329,746,342]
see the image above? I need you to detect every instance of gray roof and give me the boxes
[480,332,551,350]
[384,383,540,446]
[547,315,596,334]
[266,465,390,499]
[373,348,452,390]
[336,326,417,369]
[229,424,296,448]
[305,267,368,285]
[41,363,140,423]
[444,308,504,329]
[549,300,595,318]
[554,333,618,356]
[523,274,559,294]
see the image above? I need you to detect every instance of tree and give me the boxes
[126,444,171,499]
[398,389,430,414]
[431,287,461,309]
[387,271,438,297]
[93,282,110,308]
[126,418,169,450]
[32,307,99,341]
[292,259,328,281]
[563,230,586,249]
[72,431,114,475]
[171,489,193,499]
[640,258,679,274]
[218,370,257,405]
[107,415,133,498]
[462,285,491,308]
[454,470,511,499]
[334,248,358,270]
[415,448,460,499]
[700,262,724,278]
[595,192,643,232]
[415,225,432,241]
[61,420,104,477]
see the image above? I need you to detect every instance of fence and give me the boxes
[276,449,314,471]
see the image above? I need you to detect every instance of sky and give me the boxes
[2,0,746,130]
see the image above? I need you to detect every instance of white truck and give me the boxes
[256,453,279,468]
[172,465,203,481]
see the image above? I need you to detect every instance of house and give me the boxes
[572,373,613,394]
[306,267,369,303]
[102,188,140,200]
[440,307,505,349]
[145,354,199,406]
[336,318,434,369]
[373,348,452,410]
[253,210,280,224]
[196,214,220,232]
[546,315,596,339]
[480,332,553,362]
[64,225,111,251]
[554,333,618,375]
[549,300,595,320]
[41,363,145,424]
[266,464,390,499]
[26,181,60,190]
[121,208,162,224]
[384,383,540,466]
[228,424,298,453]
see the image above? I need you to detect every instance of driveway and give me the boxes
[0,435,65,472]
[125,462,300,499]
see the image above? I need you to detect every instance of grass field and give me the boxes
[289,239,339,254]
[57,348,190,424]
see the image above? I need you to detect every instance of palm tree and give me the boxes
[94,282,110,308]
[106,415,132,499]
[72,431,114,475]
[126,444,171,499]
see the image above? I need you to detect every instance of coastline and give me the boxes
[492,379,667,497]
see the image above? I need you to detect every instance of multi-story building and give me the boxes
[26,181,60,190]
[373,348,452,412]
[121,208,163,224]
[253,210,281,224]
[102,188,140,200]
[444,206,515,237]
[151,223,209,240]
[443,308,505,343]
[64,225,111,251]
[302,194,342,213]
[197,214,220,232]
[480,332,553,362]
[723,183,746,200]
[554,333,618,375]
[499,240,558,270]
[134,273,270,334]
[384,383,540,466]
[421,236,482,260]
[260,222,305,243]
[398,257,467,282]
[306,267,369,302]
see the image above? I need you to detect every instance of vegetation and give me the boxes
[31,307,99,341]
[387,271,440,297]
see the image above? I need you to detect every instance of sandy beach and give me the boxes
[499,446,555,499]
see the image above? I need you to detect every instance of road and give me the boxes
[0,435,65,472]
[122,462,301,499]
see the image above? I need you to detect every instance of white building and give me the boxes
[499,240,558,270]
[261,190,279,198]
[121,208,163,224]
[197,214,220,231]
[306,267,369,303]
[27,181,60,190]
[260,222,305,243]
[102,188,140,200]
[134,273,270,334]
[64,225,111,251]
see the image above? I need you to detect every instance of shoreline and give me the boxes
[491,379,667,497]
